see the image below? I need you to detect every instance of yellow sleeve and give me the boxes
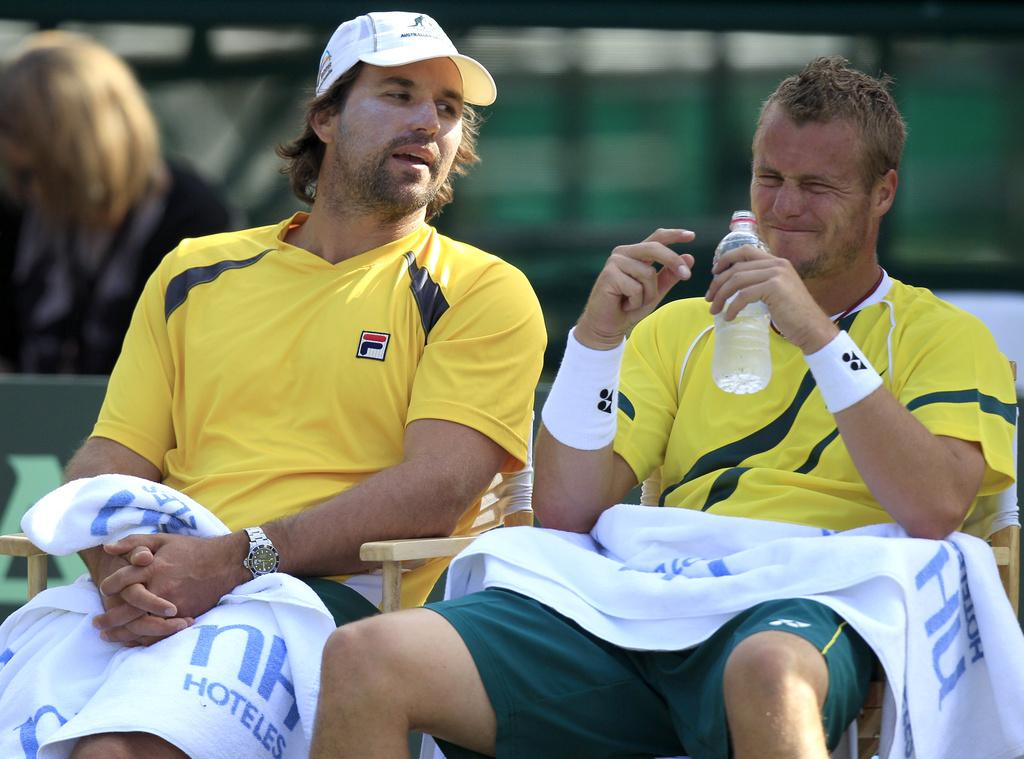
[91,257,177,471]
[406,262,546,470]
[613,310,682,486]
[892,309,1016,496]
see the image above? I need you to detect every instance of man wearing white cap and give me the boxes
[0,11,543,759]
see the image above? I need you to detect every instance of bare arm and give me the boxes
[65,436,162,482]
[833,392,984,538]
[708,245,986,538]
[98,418,510,620]
[532,228,696,533]
[533,426,638,533]
[266,418,508,576]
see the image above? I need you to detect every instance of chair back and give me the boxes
[465,415,535,534]
[963,359,1019,536]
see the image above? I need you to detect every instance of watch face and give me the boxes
[249,545,279,574]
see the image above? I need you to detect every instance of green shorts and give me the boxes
[300,576,380,626]
[428,589,873,759]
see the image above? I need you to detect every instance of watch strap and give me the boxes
[242,526,279,577]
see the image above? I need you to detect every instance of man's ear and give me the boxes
[873,168,898,218]
[310,107,337,145]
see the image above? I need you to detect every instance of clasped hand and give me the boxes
[90,533,239,646]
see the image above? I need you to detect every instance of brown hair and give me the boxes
[277,62,482,221]
[0,31,163,228]
[758,56,907,187]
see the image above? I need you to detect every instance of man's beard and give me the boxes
[793,205,873,281]
[324,137,444,223]
[794,243,860,281]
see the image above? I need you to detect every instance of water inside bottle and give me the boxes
[712,307,771,393]
[715,372,769,394]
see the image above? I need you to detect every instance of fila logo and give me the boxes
[842,351,867,371]
[768,618,812,629]
[357,331,390,361]
[597,388,614,414]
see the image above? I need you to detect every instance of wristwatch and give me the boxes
[242,526,280,578]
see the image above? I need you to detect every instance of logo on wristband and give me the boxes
[597,388,614,413]
[842,351,867,371]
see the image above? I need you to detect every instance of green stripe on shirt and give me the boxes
[906,389,1016,425]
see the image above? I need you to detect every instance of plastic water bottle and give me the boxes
[711,211,771,394]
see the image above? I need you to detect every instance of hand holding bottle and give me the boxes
[709,212,772,393]
[706,224,838,358]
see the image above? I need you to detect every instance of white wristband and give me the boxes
[541,328,625,450]
[804,330,883,413]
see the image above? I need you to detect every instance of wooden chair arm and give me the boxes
[360,513,535,613]
[0,533,45,557]
[359,536,478,563]
[502,509,535,527]
[0,532,50,600]
[989,523,1020,617]
[361,537,481,613]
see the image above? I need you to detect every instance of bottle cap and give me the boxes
[730,210,757,229]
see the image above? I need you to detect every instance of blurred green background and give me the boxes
[3,1,1023,374]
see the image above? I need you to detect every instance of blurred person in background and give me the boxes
[0,30,235,374]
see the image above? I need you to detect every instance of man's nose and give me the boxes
[409,100,440,135]
[773,182,804,217]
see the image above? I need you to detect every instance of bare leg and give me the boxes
[70,732,189,759]
[723,631,830,759]
[310,608,497,759]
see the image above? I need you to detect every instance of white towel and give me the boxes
[445,505,1024,759]
[20,475,231,551]
[0,475,337,759]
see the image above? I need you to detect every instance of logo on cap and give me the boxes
[401,13,444,40]
[357,330,391,361]
[316,51,334,93]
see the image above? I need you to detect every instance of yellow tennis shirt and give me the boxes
[614,275,1016,531]
[93,213,546,605]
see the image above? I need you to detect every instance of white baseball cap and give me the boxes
[315,11,496,106]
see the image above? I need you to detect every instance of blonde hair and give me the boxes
[759,56,907,189]
[0,31,163,228]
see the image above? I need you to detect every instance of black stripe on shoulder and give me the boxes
[165,249,273,319]
[404,251,450,338]
[907,389,1017,425]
